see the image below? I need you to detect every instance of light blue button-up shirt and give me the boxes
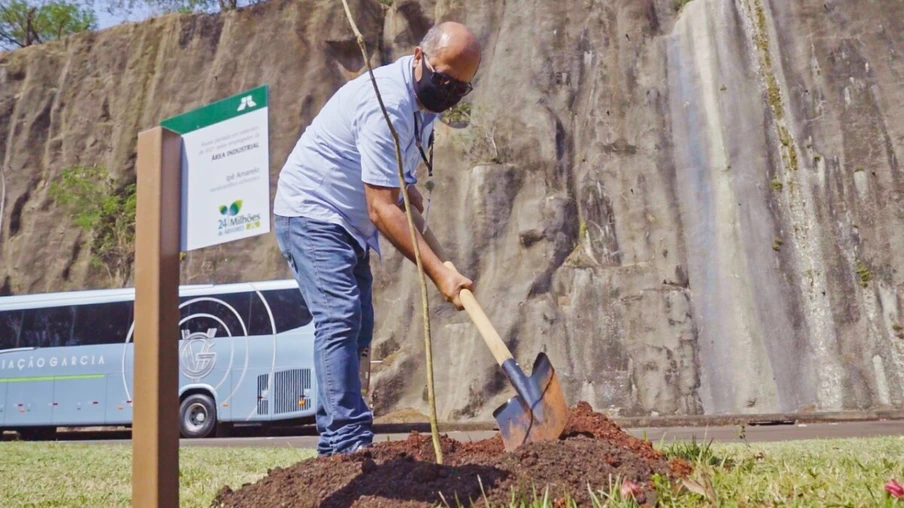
[273,55,437,255]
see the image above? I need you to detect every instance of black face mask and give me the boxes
[413,55,470,113]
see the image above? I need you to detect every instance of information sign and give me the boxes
[161,85,270,251]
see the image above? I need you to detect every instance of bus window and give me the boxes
[178,291,252,338]
[70,301,134,346]
[247,292,275,336]
[18,306,76,348]
[0,309,24,350]
[259,289,313,333]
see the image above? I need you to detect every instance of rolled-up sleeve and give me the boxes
[357,99,412,189]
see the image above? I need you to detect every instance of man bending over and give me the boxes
[272,21,482,456]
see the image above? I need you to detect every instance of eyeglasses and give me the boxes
[423,53,474,97]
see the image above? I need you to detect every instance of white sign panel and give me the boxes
[161,85,270,251]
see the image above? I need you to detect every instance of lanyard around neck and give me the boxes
[413,112,434,178]
[412,111,436,232]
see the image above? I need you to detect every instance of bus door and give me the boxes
[234,327,274,424]
[238,290,279,423]
[257,287,317,420]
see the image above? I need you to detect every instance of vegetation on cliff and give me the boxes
[48,164,137,287]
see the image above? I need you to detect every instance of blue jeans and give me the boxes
[273,215,375,455]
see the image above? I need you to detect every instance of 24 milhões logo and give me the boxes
[218,199,262,237]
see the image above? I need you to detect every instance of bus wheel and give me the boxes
[180,393,217,439]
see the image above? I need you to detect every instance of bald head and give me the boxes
[413,21,481,91]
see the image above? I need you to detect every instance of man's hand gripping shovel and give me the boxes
[412,209,570,452]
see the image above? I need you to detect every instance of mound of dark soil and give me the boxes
[211,401,691,507]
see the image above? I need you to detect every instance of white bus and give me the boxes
[0,279,318,440]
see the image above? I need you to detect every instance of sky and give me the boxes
[90,2,161,31]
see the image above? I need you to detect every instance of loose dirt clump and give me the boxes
[211,401,691,507]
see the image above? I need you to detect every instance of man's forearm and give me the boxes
[371,202,445,281]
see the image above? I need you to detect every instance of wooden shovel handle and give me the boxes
[443,261,514,366]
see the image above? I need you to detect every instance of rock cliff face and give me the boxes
[1,0,903,420]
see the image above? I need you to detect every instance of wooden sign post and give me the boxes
[131,85,270,507]
[132,126,183,507]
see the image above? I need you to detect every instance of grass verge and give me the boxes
[0,442,315,507]
[650,435,904,507]
[1,436,903,506]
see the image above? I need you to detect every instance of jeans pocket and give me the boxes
[274,216,298,273]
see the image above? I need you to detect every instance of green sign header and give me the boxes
[161,85,269,135]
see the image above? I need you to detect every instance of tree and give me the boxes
[99,0,259,20]
[0,0,95,50]
[48,164,137,287]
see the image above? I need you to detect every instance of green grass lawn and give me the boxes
[648,436,904,508]
[1,436,903,507]
[0,442,315,507]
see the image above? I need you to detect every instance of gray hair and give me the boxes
[419,25,447,56]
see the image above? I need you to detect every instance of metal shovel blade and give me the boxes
[492,352,569,452]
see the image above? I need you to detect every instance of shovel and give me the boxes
[410,209,569,451]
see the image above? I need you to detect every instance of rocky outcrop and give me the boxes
[0,0,386,292]
[1,0,903,420]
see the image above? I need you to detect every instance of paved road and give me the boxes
[24,420,902,448]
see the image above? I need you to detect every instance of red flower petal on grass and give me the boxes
[621,479,643,499]
[885,479,904,499]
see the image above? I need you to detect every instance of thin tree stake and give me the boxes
[0,166,6,241]
[340,0,443,464]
